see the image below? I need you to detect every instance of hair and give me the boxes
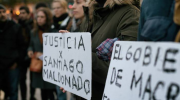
[33,8,53,33]
[35,2,48,10]
[52,0,68,11]
[133,0,140,9]
[83,0,90,6]
[19,6,30,14]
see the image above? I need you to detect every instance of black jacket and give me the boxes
[0,20,25,69]
[18,19,34,61]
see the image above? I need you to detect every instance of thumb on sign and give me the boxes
[59,30,69,33]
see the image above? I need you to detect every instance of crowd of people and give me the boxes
[0,0,180,100]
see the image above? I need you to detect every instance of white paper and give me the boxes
[43,33,92,100]
[103,41,180,100]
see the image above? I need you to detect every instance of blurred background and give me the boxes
[0,0,73,23]
[0,1,74,100]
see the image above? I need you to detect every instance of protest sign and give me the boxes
[103,41,180,100]
[43,33,91,100]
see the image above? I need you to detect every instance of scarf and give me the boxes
[53,13,68,30]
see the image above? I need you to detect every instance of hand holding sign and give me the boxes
[59,30,69,33]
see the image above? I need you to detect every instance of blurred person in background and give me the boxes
[35,2,48,13]
[0,4,25,100]
[27,8,56,100]
[10,9,18,23]
[51,0,72,31]
[18,6,35,100]
[33,2,48,20]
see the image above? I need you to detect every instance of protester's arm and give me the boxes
[116,8,140,41]
[91,8,140,84]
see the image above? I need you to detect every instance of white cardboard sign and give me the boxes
[103,41,180,100]
[43,33,91,100]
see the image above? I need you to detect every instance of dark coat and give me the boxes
[0,20,25,70]
[79,0,140,99]
[18,18,34,62]
[138,0,179,41]
[28,29,56,89]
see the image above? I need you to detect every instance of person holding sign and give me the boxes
[60,0,140,99]
[27,8,56,100]
[59,0,89,99]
